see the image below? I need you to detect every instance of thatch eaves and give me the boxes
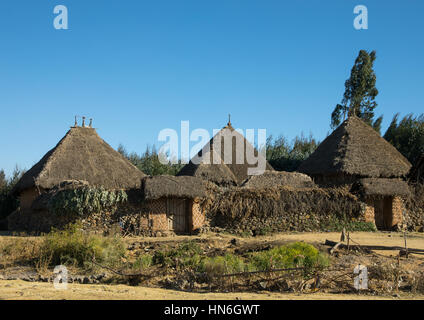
[177,148,238,187]
[142,175,207,201]
[298,116,411,178]
[13,127,146,194]
[351,178,411,197]
[242,171,315,189]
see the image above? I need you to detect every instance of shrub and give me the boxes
[39,222,126,268]
[48,187,127,216]
[250,242,329,276]
[0,237,40,266]
[132,254,153,271]
[200,254,248,277]
[152,241,203,269]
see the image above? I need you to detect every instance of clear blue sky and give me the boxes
[1,0,423,177]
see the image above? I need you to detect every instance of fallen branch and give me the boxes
[91,257,148,278]
[324,240,424,254]
[217,267,305,278]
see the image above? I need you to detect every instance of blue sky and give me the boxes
[0,1,423,177]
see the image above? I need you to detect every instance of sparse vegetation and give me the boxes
[39,223,126,268]
[249,242,329,276]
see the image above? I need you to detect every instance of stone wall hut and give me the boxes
[140,175,207,234]
[9,120,146,229]
[298,116,412,230]
[178,120,273,186]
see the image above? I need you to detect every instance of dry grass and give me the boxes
[1,279,424,300]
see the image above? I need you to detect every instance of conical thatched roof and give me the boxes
[298,116,411,178]
[177,122,273,185]
[242,171,315,189]
[13,126,145,194]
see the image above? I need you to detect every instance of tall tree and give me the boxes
[331,50,382,132]
[0,166,25,222]
[384,113,424,165]
[0,170,6,190]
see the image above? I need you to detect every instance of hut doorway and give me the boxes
[373,197,393,230]
[166,198,189,233]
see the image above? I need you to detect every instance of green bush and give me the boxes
[132,254,153,270]
[152,241,203,269]
[200,254,248,276]
[250,242,329,276]
[48,187,127,216]
[39,223,126,268]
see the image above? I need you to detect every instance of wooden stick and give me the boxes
[324,240,424,253]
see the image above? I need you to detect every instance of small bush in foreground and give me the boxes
[250,242,329,276]
[132,254,153,271]
[200,254,248,277]
[152,241,203,269]
[39,223,126,269]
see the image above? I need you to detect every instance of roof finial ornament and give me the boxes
[74,116,78,127]
[89,118,93,128]
[82,116,86,127]
[228,114,231,126]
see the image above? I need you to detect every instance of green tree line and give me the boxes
[0,167,25,223]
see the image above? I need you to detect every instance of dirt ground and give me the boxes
[1,231,424,300]
[1,279,424,300]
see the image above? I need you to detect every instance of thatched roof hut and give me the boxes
[13,126,146,195]
[351,178,411,198]
[409,154,424,183]
[298,116,411,179]
[141,175,206,201]
[242,171,315,189]
[177,149,238,187]
[178,121,273,185]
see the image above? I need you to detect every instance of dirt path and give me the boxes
[1,280,423,300]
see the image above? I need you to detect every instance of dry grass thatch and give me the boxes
[142,175,207,200]
[177,149,238,187]
[351,178,411,197]
[177,122,273,185]
[204,185,363,232]
[298,116,411,178]
[13,127,146,194]
[241,171,315,189]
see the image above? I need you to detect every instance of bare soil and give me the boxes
[1,279,424,300]
[1,231,424,300]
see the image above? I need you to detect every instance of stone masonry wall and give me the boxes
[205,187,370,234]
